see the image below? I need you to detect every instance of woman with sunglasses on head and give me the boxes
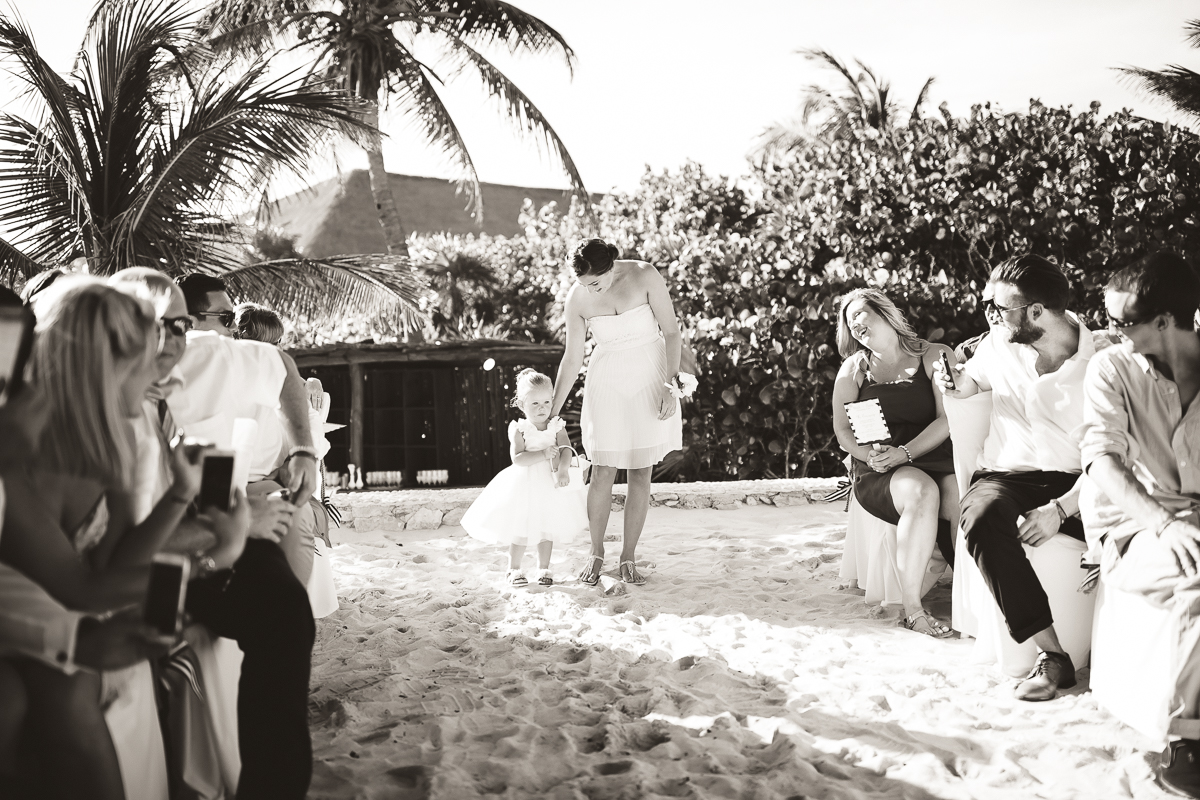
[833,287,960,638]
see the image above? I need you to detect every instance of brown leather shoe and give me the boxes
[1014,650,1076,701]
[1162,739,1200,798]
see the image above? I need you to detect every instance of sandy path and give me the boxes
[307,504,1168,800]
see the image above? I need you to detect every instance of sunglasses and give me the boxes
[983,299,1031,319]
[162,316,194,337]
[1105,310,1149,330]
[195,310,235,327]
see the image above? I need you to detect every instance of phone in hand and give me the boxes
[0,305,35,407]
[197,450,236,512]
[144,553,190,637]
[938,351,955,390]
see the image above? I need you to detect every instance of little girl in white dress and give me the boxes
[461,369,588,586]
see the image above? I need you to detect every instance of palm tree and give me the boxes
[1120,19,1200,121]
[0,0,426,330]
[755,49,935,157]
[410,237,498,336]
[197,0,590,257]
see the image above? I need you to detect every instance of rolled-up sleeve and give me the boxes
[1079,353,1131,471]
[962,339,994,392]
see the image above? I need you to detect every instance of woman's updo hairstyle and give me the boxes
[571,238,620,277]
[512,368,553,407]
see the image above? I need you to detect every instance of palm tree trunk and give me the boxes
[363,102,409,257]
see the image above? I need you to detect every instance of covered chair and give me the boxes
[945,393,1095,677]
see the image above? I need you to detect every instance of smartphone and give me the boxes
[197,450,236,512]
[938,351,955,390]
[0,305,35,407]
[144,553,190,637]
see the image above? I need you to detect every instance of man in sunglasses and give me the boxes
[1077,251,1200,797]
[179,273,236,335]
[934,254,1113,701]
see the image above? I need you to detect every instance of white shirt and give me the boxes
[164,331,288,481]
[964,314,1111,474]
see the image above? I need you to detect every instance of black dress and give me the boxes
[851,356,954,525]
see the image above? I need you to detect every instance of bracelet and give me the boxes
[165,491,192,505]
[1155,516,1179,538]
[286,446,318,462]
[899,445,913,463]
[1052,499,1068,526]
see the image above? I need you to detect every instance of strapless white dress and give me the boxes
[461,418,587,546]
[582,303,683,469]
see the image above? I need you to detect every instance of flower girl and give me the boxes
[461,369,588,586]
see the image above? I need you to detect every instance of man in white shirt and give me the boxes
[1078,252,1200,798]
[936,255,1112,701]
[175,274,320,584]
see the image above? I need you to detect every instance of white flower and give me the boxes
[665,372,699,399]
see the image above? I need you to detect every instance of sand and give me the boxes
[307,503,1169,800]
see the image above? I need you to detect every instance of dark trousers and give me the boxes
[187,540,316,800]
[960,470,1085,644]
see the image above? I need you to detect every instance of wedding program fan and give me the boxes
[844,397,891,446]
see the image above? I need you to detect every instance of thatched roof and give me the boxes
[261,170,581,257]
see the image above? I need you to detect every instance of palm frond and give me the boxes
[120,63,373,268]
[0,113,89,264]
[417,0,574,73]
[384,46,484,219]
[801,49,866,111]
[195,0,324,61]
[911,76,935,121]
[1119,64,1200,120]
[1185,19,1200,49]
[219,254,430,330]
[443,37,590,211]
[0,234,44,288]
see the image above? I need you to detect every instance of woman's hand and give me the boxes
[655,384,677,421]
[866,445,908,473]
[168,440,211,502]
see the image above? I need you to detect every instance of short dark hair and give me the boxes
[1107,251,1200,331]
[176,273,228,314]
[988,254,1071,311]
[570,238,620,277]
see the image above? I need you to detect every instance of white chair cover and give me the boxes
[840,494,904,607]
[1091,581,1174,744]
[945,393,1095,676]
[187,626,243,797]
[308,537,339,618]
[102,662,170,800]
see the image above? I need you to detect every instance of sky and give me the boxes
[0,0,1196,199]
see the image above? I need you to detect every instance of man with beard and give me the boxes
[934,255,1113,701]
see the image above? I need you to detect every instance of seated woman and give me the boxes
[832,288,959,638]
[0,279,248,799]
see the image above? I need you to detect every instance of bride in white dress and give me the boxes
[550,239,685,586]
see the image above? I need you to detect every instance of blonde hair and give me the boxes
[233,303,285,345]
[30,277,158,489]
[109,267,180,318]
[512,368,553,408]
[836,287,929,360]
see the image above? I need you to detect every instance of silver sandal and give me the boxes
[579,555,603,586]
[619,560,646,585]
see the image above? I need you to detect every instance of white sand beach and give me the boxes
[308,503,1168,800]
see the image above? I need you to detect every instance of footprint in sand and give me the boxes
[594,760,634,775]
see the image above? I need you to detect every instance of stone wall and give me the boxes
[328,478,845,532]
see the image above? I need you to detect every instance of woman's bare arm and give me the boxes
[552,286,588,417]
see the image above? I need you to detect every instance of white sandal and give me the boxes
[619,560,646,585]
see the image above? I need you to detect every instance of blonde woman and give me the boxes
[832,288,958,637]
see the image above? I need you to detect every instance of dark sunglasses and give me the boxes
[162,316,194,336]
[1105,310,1149,330]
[195,310,235,327]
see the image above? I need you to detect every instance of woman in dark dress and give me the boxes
[832,288,959,637]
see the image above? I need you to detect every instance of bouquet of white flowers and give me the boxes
[664,372,699,399]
